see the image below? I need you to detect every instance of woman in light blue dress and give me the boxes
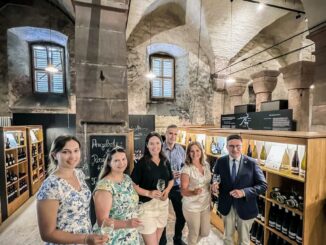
[93,147,141,245]
[37,135,108,245]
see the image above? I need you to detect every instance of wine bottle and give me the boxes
[210,137,217,155]
[280,147,290,170]
[296,215,303,244]
[268,233,277,245]
[291,146,300,175]
[275,205,283,231]
[247,144,252,157]
[261,200,265,222]
[288,212,297,240]
[268,203,277,228]
[281,208,291,235]
[255,224,263,245]
[250,221,258,242]
[20,132,25,145]
[216,142,221,154]
[5,137,10,149]
[252,144,258,159]
[260,144,267,165]
[300,150,306,178]
[257,197,262,220]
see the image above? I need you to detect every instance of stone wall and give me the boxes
[0,0,75,116]
[127,14,212,126]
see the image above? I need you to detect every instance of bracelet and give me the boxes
[84,234,89,244]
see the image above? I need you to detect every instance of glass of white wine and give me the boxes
[156,179,166,192]
[212,174,221,196]
[101,219,114,237]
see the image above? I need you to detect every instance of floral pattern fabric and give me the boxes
[93,174,140,245]
[37,169,92,245]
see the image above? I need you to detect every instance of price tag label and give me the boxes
[265,145,286,170]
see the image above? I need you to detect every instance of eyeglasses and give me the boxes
[227,145,242,149]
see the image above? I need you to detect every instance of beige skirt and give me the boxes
[138,198,169,234]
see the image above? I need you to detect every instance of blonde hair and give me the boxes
[185,141,206,166]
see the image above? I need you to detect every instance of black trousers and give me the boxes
[159,186,186,245]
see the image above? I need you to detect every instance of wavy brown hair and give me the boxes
[185,141,206,166]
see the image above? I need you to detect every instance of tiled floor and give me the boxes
[0,196,224,245]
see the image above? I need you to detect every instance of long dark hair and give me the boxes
[98,147,127,180]
[143,131,167,163]
[48,135,81,173]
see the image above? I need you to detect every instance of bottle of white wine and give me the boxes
[252,144,258,159]
[259,144,267,165]
[300,150,306,178]
[291,146,300,175]
[280,147,290,170]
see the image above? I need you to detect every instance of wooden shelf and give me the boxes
[6,163,18,169]
[5,145,26,151]
[260,165,305,183]
[266,226,298,245]
[6,180,18,188]
[17,158,27,163]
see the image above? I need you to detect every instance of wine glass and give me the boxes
[156,179,165,192]
[212,174,221,196]
[101,219,114,237]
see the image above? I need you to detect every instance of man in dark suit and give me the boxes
[212,134,267,245]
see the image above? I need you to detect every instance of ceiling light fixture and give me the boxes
[45,11,58,74]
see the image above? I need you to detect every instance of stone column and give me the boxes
[211,74,226,126]
[251,70,280,111]
[74,0,130,170]
[307,24,326,131]
[225,78,248,113]
[279,61,314,131]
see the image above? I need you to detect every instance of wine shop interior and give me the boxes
[0,0,326,245]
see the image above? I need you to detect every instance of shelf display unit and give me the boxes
[27,126,45,195]
[181,127,326,245]
[0,126,30,220]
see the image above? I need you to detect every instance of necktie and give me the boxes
[231,159,237,183]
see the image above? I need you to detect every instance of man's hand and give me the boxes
[173,171,181,179]
[229,189,245,198]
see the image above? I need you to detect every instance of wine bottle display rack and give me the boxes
[27,126,45,195]
[178,127,326,245]
[0,126,30,220]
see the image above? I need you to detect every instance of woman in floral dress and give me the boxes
[37,135,108,245]
[93,147,142,245]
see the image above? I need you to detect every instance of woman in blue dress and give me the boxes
[37,135,108,245]
[93,147,142,244]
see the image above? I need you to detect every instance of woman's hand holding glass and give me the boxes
[85,234,109,245]
[172,164,181,180]
[100,219,114,238]
[211,174,221,196]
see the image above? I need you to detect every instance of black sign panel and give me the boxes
[129,115,155,153]
[221,109,294,131]
[89,135,126,191]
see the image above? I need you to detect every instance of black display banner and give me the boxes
[221,109,294,131]
[89,135,126,191]
[129,115,155,154]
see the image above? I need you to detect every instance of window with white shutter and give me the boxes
[150,54,174,100]
[31,44,65,94]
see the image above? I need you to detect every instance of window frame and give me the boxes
[149,53,175,101]
[30,42,66,94]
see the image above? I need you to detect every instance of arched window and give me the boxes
[31,43,65,94]
[150,54,175,100]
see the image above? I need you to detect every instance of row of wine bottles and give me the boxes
[270,187,304,211]
[247,143,306,177]
[5,132,25,149]
[7,185,18,203]
[5,153,16,167]
[6,171,18,184]
[250,222,264,245]
[268,203,302,243]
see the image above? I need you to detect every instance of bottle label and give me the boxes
[276,224,281,230]
[282,227,288,234]
[289,231,296,239]
[269,221,275,227]
[296,236,302,243]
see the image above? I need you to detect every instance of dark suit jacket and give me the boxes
[213,155,267,220]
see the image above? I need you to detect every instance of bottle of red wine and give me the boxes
[296,215,303,244]
[291,146,300,175]
[288,212,297,240]
[256,224,263,245]
[275,205,284,231]
[281,208,291,236]
[268,233,277,245]
[250,221,258,242]
[247,144,252,157]
[268,203,277,228]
